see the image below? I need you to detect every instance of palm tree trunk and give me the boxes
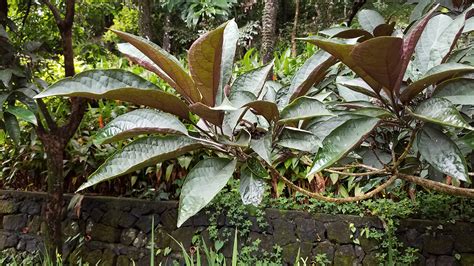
[261,0,278,65]
[291,0,300,57]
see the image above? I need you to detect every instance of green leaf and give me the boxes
[357,9,385,33]
[287,51,336,102]
[350,37,403,92]
[94,109,188,145]
[77,136,202,191]
[178,158,237,227]
[279,96,332,123]
[250,132,272,164]
[412,14,464,76]
[277,127,321,153]
[218,20,239,105]
[239,168,265,206]
[188,22,226,106]
[305,115,355,141]
[460,131,474,149]
[4,112,20,145]
[411,97,473,130]
[112,30,199,103]
[417,125,469,182]
[244,100,280,122]
[402,63,474,103]
[308,117,379,176]
[432,78,474,105]
[230,62,274,98]
[336,76,378,98]
[398,5,439,95]
[34,69,190,120]
[5,106,37,126]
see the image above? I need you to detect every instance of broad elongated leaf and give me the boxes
[319,27,372,39]
[308,117,379,176]
[94,109,188,144]
[217,20,239,105]
[190,102,224,126]
[288,51,336,102]
[239,168,266,206]
[250,132,272,164]
[230,62,274,98]
[460,131,474,149]
[4,112,20,145]
[433,78,474,105]
[279,96,332,123]
[417,125,469,182]
[117,43,180,94]
[34,69,190,120]
[357,9,385,33]
[396,5,438,95]
[5,106,37,125]
[411,97,473,130]
[244,100,279,122]
[412,14,464,76]
[178,158,237,227]
[401,63,474,103]
[301,37,381,91]
[305,115,355,141]
[336,76,378,98]
[112,30,199,103]
[351,37,403,91]
[277,127,321,153]
[188,22,226,106]
[77,136,202,191]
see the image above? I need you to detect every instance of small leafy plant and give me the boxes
[35,4,474,228]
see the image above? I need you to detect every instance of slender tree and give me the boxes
[261,0,278,65]
[38,0,87,258]
[346,0,367,26]
[291,0,300,57]
[138,0,155,41]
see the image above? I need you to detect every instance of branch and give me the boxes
[323,168,388,177]
[36,98,57,132]
[40,0,62,25]
[262,159,397,203]
[59,97,86,145]
[398,173,474,198]
[64,0,75,28]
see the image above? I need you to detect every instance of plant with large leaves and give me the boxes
[36,5,474,228]
[296,4,474,197]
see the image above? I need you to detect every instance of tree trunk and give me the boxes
[346,0,367,26]
[261,0,278,65]
[43,137,65,258]
[138,0,155,41]
[290,0,300,57]
[0,0,7,26]
[39,0,87,261]
[162,13,171,52]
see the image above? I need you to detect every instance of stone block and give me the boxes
[89,223,120,243]
[326,221,352,244]
[3,214,27,231]
[20,201,41,215]
[272,219,295,246]
[99,248,116,266]
[132,231,147,248]
[423,234,454,255]
[334,244,357,266]
[0,200,17,214]
[119,212,137,228]
[312,241,335,261]
[295,218,325,242]
[135,214,159,233]
[281,242,313,264]
[460,253,474,266]
[435,255,457,266]
[84,249,102,265]
[121,228,138,246]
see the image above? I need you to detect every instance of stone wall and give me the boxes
[0,190,473,265]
